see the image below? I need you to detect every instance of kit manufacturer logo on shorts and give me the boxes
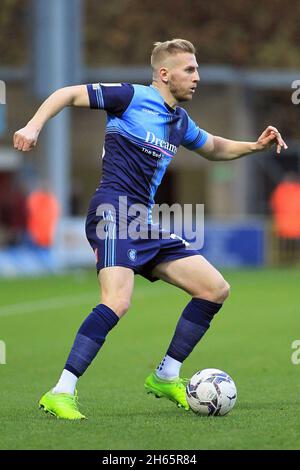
[127,249,137,262]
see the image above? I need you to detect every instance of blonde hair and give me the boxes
[151,39,196,69]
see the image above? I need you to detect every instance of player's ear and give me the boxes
[159,67,169,84]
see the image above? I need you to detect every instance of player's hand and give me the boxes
[256,126,288,155]
[13,125,40,152]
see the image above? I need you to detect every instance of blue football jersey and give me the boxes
[87,83,208,216]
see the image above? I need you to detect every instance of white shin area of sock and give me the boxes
[156,354,182,380]
[52,369,78,395]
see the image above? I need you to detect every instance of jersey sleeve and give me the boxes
[86,83,134,117]
[181,114,208,150]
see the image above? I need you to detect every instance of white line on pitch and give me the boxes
[0,292,97,318]
[0,286,167,318]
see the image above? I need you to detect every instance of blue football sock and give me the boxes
[65,304,119,377]
[166,298,222,363]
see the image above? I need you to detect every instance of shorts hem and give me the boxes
[139,251,200,283]
[96,263,139,275]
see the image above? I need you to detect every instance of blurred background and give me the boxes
[0,0,300,276]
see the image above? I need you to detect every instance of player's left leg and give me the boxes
[145,255,230,410]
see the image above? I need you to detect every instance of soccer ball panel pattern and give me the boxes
[186,368,237,416]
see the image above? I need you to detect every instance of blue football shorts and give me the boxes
[85,197,200,282]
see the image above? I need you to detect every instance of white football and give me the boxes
[186,368,237,416]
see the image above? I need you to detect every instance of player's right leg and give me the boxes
[39,266,134,420]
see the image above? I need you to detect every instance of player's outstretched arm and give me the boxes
[196,126,288,161]
[13,85,89,152]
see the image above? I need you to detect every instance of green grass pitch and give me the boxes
[0,267,299,450]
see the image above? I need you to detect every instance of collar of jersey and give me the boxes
[149,85,177,114]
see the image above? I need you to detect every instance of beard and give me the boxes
[169,80,192,103]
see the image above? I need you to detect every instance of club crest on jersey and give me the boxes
[127,249,137,262]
